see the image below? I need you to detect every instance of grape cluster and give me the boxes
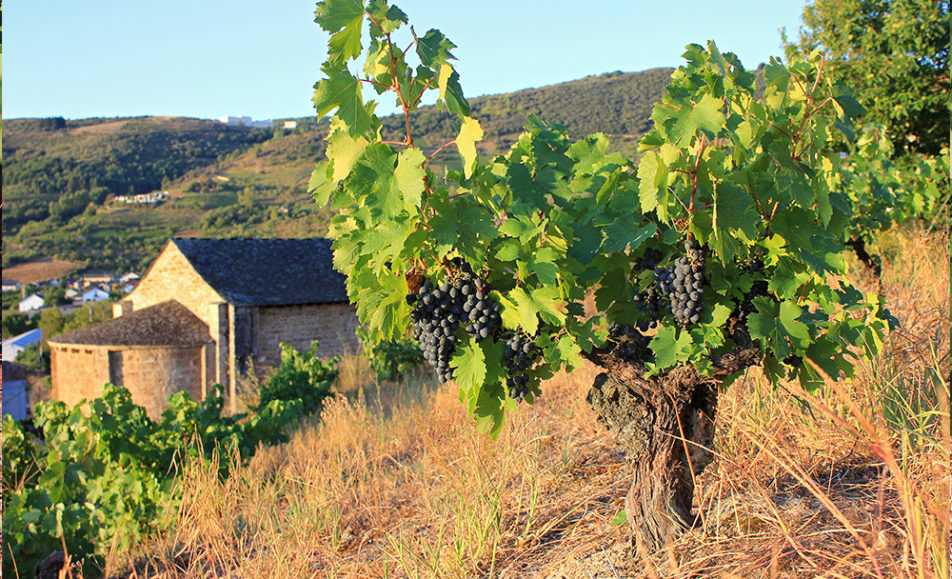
[735,253,769,321]
[502,333,538,402]
[406,259,500,383]
[653,240,706,326]
[408,279,461,383]
[632,248,665,332]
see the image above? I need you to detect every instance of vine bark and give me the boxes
[585,324,760,553]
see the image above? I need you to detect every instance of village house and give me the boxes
[49,238,359,417]
[2,328,44,363]
[81,287,111,303]
[2,279,23,292]
[2,362,30,421]
[18,294,45,312]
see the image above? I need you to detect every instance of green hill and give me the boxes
[1,68,674,272]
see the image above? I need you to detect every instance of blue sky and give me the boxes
[4,1,809,120]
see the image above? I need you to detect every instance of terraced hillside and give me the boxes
[2,68,674,272]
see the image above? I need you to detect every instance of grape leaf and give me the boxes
[314,0,363,33]
[395,148,426,209]
[650,326,694,368]
[747,298,811,360]
[313,64,374,136]
[366,0,407,35]
[456,116,483,178]
[451,338,487,401]
[415,29,456,68]
[437,63,470,116]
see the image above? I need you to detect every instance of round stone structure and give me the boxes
[49,300,214,419]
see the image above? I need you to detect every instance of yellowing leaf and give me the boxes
[455,116,483,178]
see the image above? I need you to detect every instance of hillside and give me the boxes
[108,226,950,578]
[1,68,674,273]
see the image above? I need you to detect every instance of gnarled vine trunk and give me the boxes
[585,325,759,553]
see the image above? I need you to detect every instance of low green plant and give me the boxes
[256,341,339,417]
[358,327,424,382]
[2,374,326,576]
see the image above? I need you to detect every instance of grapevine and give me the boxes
[310,0,897,551]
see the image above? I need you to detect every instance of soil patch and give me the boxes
[4,259,83,284]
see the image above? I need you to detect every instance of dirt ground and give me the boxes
[3,259,82,285]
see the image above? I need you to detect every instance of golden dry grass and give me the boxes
[3,258,83,285]
[108,225,949,578]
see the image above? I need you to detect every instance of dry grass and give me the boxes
[106,225,948,578]
[3,258,83,284]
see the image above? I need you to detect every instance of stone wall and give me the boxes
[254,302,360,365]
[50,345,111,409]
[50,343,211,419]
[108,346,208,419]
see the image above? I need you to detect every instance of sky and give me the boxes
[4,1,810,121]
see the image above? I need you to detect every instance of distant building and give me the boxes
[81,270,115,285]
[218,116,272,129]
[82,287,111,303]
[65,288,81,300]
[2,362,30,420]
[18,294,45,312]
[1,280,22,293]
[2,328,44,362]
[49,238,359,416]
[283,121,298,130]
[114,191,167,205]
[119,272,141,284]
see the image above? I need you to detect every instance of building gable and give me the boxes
[125,241,226,315]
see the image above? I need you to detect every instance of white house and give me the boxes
[82,287,111,303]
[2,328,43,362]
[119,272,141,284]
[2,279,22,292]
[218,115,272,129]
[283,120,298,130]
[2,362,30,420]
[18,294,45,312]
[65,288,81,300]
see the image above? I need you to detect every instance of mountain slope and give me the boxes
[1,68,675,272]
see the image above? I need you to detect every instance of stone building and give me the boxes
[49,238,359,416]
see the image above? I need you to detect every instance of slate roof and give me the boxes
[3,328,44,348]
[2,361,29,382]
[49,301,212,347]
[170,238,348,307]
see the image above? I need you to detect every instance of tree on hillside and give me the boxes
[784,0,950,155]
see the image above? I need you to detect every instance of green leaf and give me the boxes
[313,64,374,136]
[455,116,483,178]
[327,23,363,64]
[395,148,427,209]
[507,286,565,335]
[451,338,487,400]
[649,325,693,368]
[437,63,470,116]
[326,122,369,183]
[494,239,521,262]
[415,29,456,68]
[602,222,656,254]
[314,0,364,33]
[366,0,407,34]
[309,162,335,206]
[747,298,810,360]
[611,509,628,526]
[710,182,758,262]
[685,93,726,138]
